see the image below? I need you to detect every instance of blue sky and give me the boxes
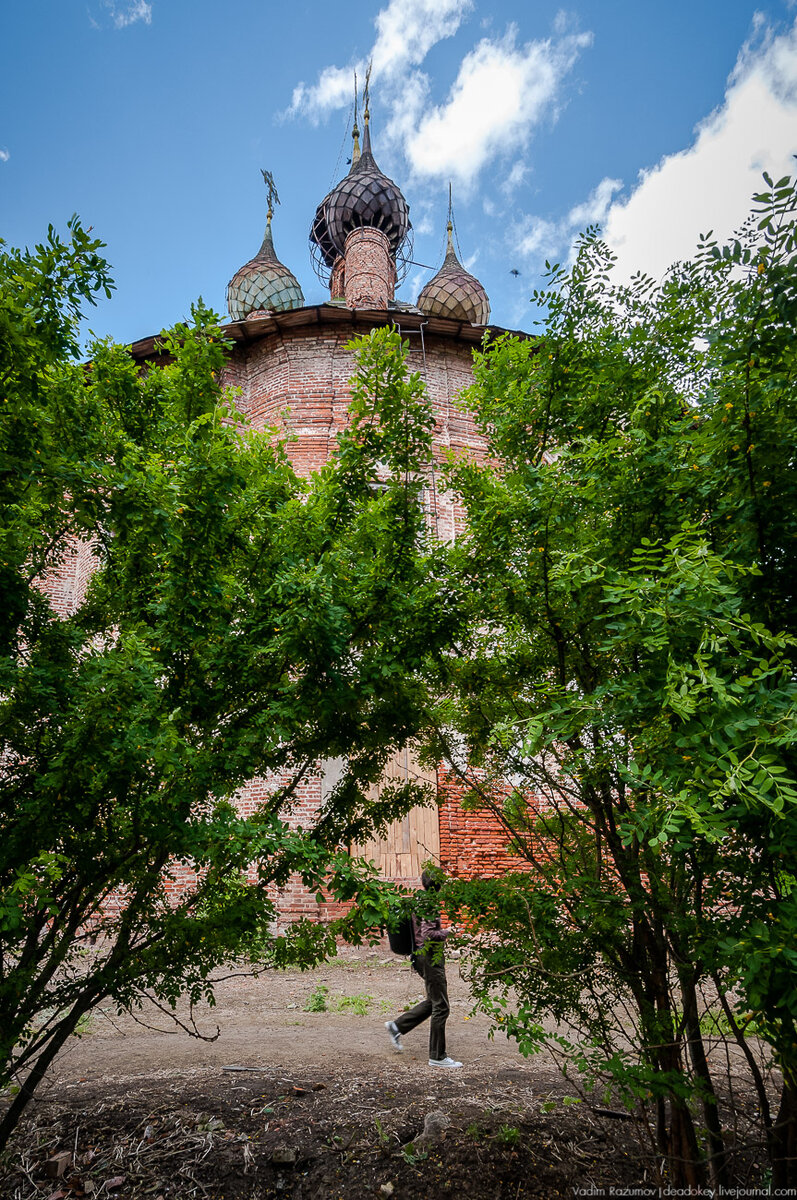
[2,1,796,344]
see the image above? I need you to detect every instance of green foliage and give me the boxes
[0,229,449,1149]
[331,992,372,1015]
[399,1143,428,1165]
[302,985,373,1015]
[495,1124,521,1145]
[373,1115,392,1150]
[429,176,797,1187]
[304,985,329,1013]
[697,1006,763,1039]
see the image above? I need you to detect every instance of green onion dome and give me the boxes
[418,222,490,325]
[227,209,304,320]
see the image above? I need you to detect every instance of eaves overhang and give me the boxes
[127,303,532,364]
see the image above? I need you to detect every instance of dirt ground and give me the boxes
[0,946,680,1199]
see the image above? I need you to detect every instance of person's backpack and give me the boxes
[387,915,414,956]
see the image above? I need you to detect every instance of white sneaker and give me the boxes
[429,1056,462,1069]
[385,1021,403,1052]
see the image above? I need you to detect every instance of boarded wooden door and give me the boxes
[355,749,440,880]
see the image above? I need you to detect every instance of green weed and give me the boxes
[699,1006,763,1037]
[304,985,329,1012]
[374,1116,392,1150]
[495,1124,520,1145]
[331,992,372,1015]
[400,1143,428,1165]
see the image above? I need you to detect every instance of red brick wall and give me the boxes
[330,256,345,300]
[138,769,354,926]
[237,771,342,924]
[343,227,395,309]
[220,315,486,546]
[437,768,532,880]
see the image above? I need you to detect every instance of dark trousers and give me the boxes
[394,952,450,1061]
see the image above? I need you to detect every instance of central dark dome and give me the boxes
[310,118,411,275]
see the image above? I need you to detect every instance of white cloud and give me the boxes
[567,176,622,229]
[104,1,152,28]
[0,148,9,163]
[402,26,591,186]
[511,177,621,266]
[405,268,426,300]
[601,16,797,282]
[511,16,797,286]
[382,70,430,147]
[288,0,470,120]
[287,1,590,191]
[514,214,561,261]
[371,0,472,79]
[502,161,529,195]
[289,65,354,120]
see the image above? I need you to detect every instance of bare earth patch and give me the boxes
[0,946,653,1199]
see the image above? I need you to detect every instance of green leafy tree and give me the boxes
[424,176,797,1188]
[0,223,447,1149]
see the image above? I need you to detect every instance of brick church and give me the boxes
[56,100,528,917]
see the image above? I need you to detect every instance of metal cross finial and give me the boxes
[446,182,455,245]
[351,71,362,167]
[363,61,372,122]
[261,169,280,220]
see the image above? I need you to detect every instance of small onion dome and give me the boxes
[310,116,410,270]
[226,212,304,320]
[418,222,490,325]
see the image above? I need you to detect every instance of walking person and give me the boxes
[385,869,462,1069]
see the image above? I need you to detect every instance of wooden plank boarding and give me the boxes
[353,750,440,879]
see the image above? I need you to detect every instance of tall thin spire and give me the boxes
[446,181,455,257]
[361,61,373,158]
[351,72,361,168]
[257,169,280,261]
[363,62,371,124]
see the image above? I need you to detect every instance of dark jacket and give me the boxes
[411,911,448,952]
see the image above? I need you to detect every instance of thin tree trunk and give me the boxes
[644,957,705,1189]
[0,993,99,1153]
[771,1076,797,1190]
[712,973,772,1132]
[667,1098,705,1190]
[680,972,727,1187]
